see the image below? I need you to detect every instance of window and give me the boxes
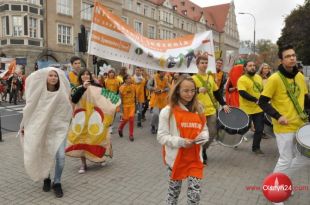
[57,0,72,16]
[136,2,141,13]
[127,0,133,10]
[121,16,128,24]
[29,17,37,38]
[81,3,93,20]
[134,21,143,34]
[57,24,72,45]
[12,16,23,36]
[151,8,155,19]
[148,25,155,39]
[28,0,39,5]
[144,5,149,16]
[1,17,7,36]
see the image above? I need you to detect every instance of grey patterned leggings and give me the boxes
[166,167,202,205]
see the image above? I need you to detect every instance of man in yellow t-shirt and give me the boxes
[132,67,146,127]
[68,56,81,87]
[237,61,264,155]
[259,45,310,181]
[193,55,230,165]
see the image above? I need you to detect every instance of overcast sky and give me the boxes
[191,0,305,43]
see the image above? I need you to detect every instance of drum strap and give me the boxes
[278,72,309,122]
[195,74,218,109]
[245,74,263,92]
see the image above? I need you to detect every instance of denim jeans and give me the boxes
[136,103,144,124]
[53,139,66,184]
[249,112,264,151]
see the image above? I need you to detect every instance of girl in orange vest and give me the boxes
[118,75,136,141]
[157,75,209,204]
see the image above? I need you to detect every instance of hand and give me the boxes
[83,81,91,89]
[222,105,231,113]
[199,87,207,94]
[278,116,288,125]
[183,139,194,148]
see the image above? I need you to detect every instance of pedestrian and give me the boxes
[157,74,209,204]
[192,54,230,165]
[118,74,136,141]
[258,63,272,85]
[70,69,103,174]
[68,56,82,87]
[259,45,310,205]
[132,66,146,127]
[19,67,72,198]
[215,58,227,96]
[237,61,265,155]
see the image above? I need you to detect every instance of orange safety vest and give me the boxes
[153,74,169,109]
[119,83,136,119]
[133,76,146,104]
[167,106,206,180]
[68,71,79,87]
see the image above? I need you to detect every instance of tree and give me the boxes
[277,0,310,64]
[255,39,279,70]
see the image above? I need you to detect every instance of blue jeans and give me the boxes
[53,139,66,184]
[136,103,144,123]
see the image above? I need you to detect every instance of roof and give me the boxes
[203,3,230,32]
[145,0,231,32]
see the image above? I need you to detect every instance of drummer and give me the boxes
[258,45,310,184]
[193,54,230,165]
[237,61,265,155]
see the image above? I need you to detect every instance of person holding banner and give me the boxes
[118,75,136,141]
[132,67,146,127]
[68,56,82,87]
[193,55,230,165]
[147,71,170,134]
[157,75,209,204]
[20,67,72,198]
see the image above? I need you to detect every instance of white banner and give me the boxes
[88,2,216,73]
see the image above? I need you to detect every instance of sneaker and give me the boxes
[253,149,264,156]
[52,183,63,198]
[137,122,142,127]
[78,165,86,174]
[129,136,134,142]
[118,129,123,138]
[151,126,156,134]
[43,178,51,192]
[101,161,107,167]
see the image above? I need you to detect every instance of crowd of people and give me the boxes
[0,71,25,104]
[18,44,310,205]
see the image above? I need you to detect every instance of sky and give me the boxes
[191,0,305,43]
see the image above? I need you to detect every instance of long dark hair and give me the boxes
[78,69,93,86]
[168,74,203,117]
[47,70,60,91]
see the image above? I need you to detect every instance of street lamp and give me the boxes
[239,12,256,55]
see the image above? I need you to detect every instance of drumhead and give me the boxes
[218,107,249,130]
[296,123,310,149]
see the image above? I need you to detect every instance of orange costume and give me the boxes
[105,78,121,93]
[118,83,136,138]
[225,64,244,107]
[153,74,169,109]
[133,76,146,104]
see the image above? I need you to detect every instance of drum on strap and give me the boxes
[217,107,250,147]
[264,113,273,127]
[296,123,310,158]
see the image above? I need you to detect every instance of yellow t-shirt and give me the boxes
[105,78,121,93]
[133,76,146,103]
[237,74,263,114]
[193,74,218,116]
[68,71,79,87]
[261,72,308,133]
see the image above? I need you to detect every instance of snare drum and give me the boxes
[217,107,250,147]
[217,107,250,135]
[296,123,310,158]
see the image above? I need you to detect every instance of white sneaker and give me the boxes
[273,202,284,205]
[109,126,113,134]
[78,166,86,174]
[101,161,107,167]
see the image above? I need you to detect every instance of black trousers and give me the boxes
[249,112,264,151]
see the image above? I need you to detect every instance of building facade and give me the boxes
[0,0,239,74]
